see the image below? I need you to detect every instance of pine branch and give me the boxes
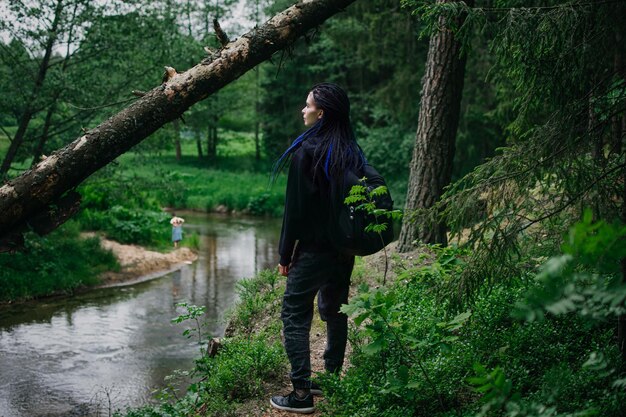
[515,162,626,234]
[476,0,625,13]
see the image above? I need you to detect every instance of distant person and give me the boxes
[170,214,185,248]
[269,83,364,414]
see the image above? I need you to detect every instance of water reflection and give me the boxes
[0,213,281,417]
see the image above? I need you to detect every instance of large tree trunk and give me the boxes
[397,0,473,252]
[31,1,81,167]
[0,0,356,249]
[614,0,626,361]
[196,135,204,159]
[31,101,57,166]
[0,0,64,176]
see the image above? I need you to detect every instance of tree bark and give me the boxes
[31,101,57,166]
[0,0,356,247]
[0,0,65,176]
[614,0,626,361]
[397,0,472,252]
[31,0,81,166]
[196,135,204,159]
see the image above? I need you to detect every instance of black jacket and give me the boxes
[278,138,332,266]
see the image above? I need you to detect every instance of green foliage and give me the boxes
[79,205,170,247]
[193,336,285,402]
[227,269,283,334]
[402,0,475,44]
[332,263,473,416]
[345,179,402,283]
[323,236,626,417]
[356,121,414,195]
[345,183,402,225]
[172,302,207,345]
[0,221,118,301]
[75,167,173,247]
[514,212,626,323]
[467,363,600,417]
[114,152,286,217]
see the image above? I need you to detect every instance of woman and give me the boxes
[270,83,365,414]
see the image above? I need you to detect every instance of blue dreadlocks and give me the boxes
[271,83,365,183]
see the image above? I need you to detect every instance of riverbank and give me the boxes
[118,225,626,417]
[114,242,428,417]
[0,227,198,305]
[85,233,198,288]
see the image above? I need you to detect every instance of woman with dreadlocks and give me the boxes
[269,83,365,414]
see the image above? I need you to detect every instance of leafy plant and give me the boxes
[227,269,283,334]
[468,363,600,417]
[172,302,207,345]
[341,283,471,410]
[345,180,402,283]
[0,221,118,301]
[514,210,626,323]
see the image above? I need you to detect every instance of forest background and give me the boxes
[0,0,625,416]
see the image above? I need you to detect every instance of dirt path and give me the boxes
[82,233,198,287]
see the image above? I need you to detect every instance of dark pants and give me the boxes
[281,250,354,389]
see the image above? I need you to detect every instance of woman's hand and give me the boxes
[278,263,290,277]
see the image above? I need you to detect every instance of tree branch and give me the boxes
[515,162,626,234]
[0,0,356,245]
[0,126,14,143]
[476,0,624,13]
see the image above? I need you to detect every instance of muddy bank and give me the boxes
[83,233,198,288]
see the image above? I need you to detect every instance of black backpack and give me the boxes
[328,163,395,256]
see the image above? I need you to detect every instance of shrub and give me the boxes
[194,336,286,403]
[0,221,119,301]
[326,218,626,417]
[78,206,170,247]
[227,269,283,334]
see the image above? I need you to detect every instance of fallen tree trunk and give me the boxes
[0,0,356,250]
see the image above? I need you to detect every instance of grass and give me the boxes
[0,221,119,302]
[114,135,287,217]
[0,134,8,156]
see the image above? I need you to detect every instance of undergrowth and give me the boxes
[321,216,626,417]
[0,221,119,301]
[118,217,626,417]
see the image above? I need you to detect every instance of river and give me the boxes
[0,213,281,417]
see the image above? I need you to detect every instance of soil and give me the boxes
[82,233,198,288]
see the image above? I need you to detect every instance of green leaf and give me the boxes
[612,377,626,389]
[362,337,385,355]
